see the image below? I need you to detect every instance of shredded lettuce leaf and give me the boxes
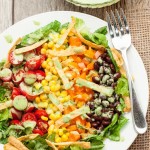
[115,76,129,96]
[20,20,61,46]
[0,86,7,103]
[0,109,9,121]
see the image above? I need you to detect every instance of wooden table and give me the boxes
[0,0,150,149]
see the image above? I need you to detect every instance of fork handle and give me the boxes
[121,50,147,134]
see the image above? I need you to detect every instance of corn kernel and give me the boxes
[46,58,51,63]
[55,91,60,96]
[34,82,42,90]
[40,94,47,100]
[58,129,64,136]
[53,37,59,43]
[48,120,54,126]
[60,91,68,97]
[52,75,58,80]
[68,31,74,36]
[49,113,56,120]
[43,86,50,93]
[51,67,57,75]
[35,97,40,103]
[61,134,68,142]
[77,101,84,108]
[49,103,54,108]
[55,136,61,143]
[54,128,59,133]
[38,101,48,108]
[41,80,48,86]
[42,61,47,68]
[45,75,52,81]
[49,124,55,131]
[61,29,66,35]
[52,106,58,112]
[60,98,65,103]
[64,95,70,102]
[64,39,68,44]
[62,127,67,132]
[48,41,54,48]
[43,43,48,49]
[50,84,60,92]
[41,116,48,121]
[41,48,47,54]
[66,133,70,137]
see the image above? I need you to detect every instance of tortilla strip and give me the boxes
[53,57,73,90]
[123,96,131,112]
[54,142,91,149]
[0,100,13,110]
[4,38,21,68]
[4,143,19,150]
[18,134,38,141]
[46,140,58,150]
[8,136,29,150]
[55,19,75,48]
[111,48,124,67]
[14,38,48,54]
[48,46,86,57]
[74,29,105,51]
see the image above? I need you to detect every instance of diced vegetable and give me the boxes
[22,120,36,129]
[37,120,49,134]
[11,87,21,99]
[34,109,48,119]
[12,70,25,85]
[8,51,23,65]
[69,36,82,46]
[76,78,114,96]
[22,113,37,122]
[35,70,45,81]
[25,102,35,113]
[24,71,37,85]
[0,68,12,82]
[13,95,28,111]
[25,56,41,70]
[10,108,22,120]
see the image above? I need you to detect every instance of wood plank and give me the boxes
[14,0,128,23]
[0,0,13,33]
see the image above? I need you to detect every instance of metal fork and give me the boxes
[106,9,147,134]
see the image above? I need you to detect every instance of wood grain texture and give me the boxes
[0,0,13,33]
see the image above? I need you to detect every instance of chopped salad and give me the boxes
[0,17,131,150]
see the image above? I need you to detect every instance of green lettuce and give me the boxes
[115,76,129,96]
[74,17,108,47]
[0,86,7,103]
[0,109,9,121]
[24,135,52,150]
[20,20,61,46]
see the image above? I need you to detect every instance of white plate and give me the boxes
[0,11,149,150]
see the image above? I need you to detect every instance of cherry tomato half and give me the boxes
[11,87,21,99]
[10,120,21,125]
[33,128,44,136]
[34,109,48,119]
[37,120,49,134]
[22,113,37,122]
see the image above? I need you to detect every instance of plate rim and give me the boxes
[0,11,149,150]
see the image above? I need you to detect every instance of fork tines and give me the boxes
[106,9,130,38]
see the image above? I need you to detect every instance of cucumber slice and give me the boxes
[24,72,37,85]
[13,95,28,111]
[22,120,36,129]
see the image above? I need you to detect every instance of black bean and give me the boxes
[102,117,111,121]
[109,103,115,109]
[106,56,112,63]
[102,108,109,113]
[101,53,107,59]
[114,101,120,107]
[93,115,100,121]
[91,122,98,128]
[102,121,111,126]
[111,83,117,88]
[87,113,93,117]
[99,95,107,100]
[94,93,99,98]
[86,118,91,122]
[92,76,100,84]
[94,62,100,71]
[110,64,116,73]
[89,103,95,109]
[114,72,121,81]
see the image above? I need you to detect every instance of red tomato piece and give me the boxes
[35,70,45,81]
[25,56,41,70]
[40,55,46,64]
[11,87,21,99]
[22,113,37,122]
[34,109,48,119]
[37,120,49,134]
[10,120,21,125]
[33,128,44,136]
[36,46,42,55]
[12,70,25,85]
